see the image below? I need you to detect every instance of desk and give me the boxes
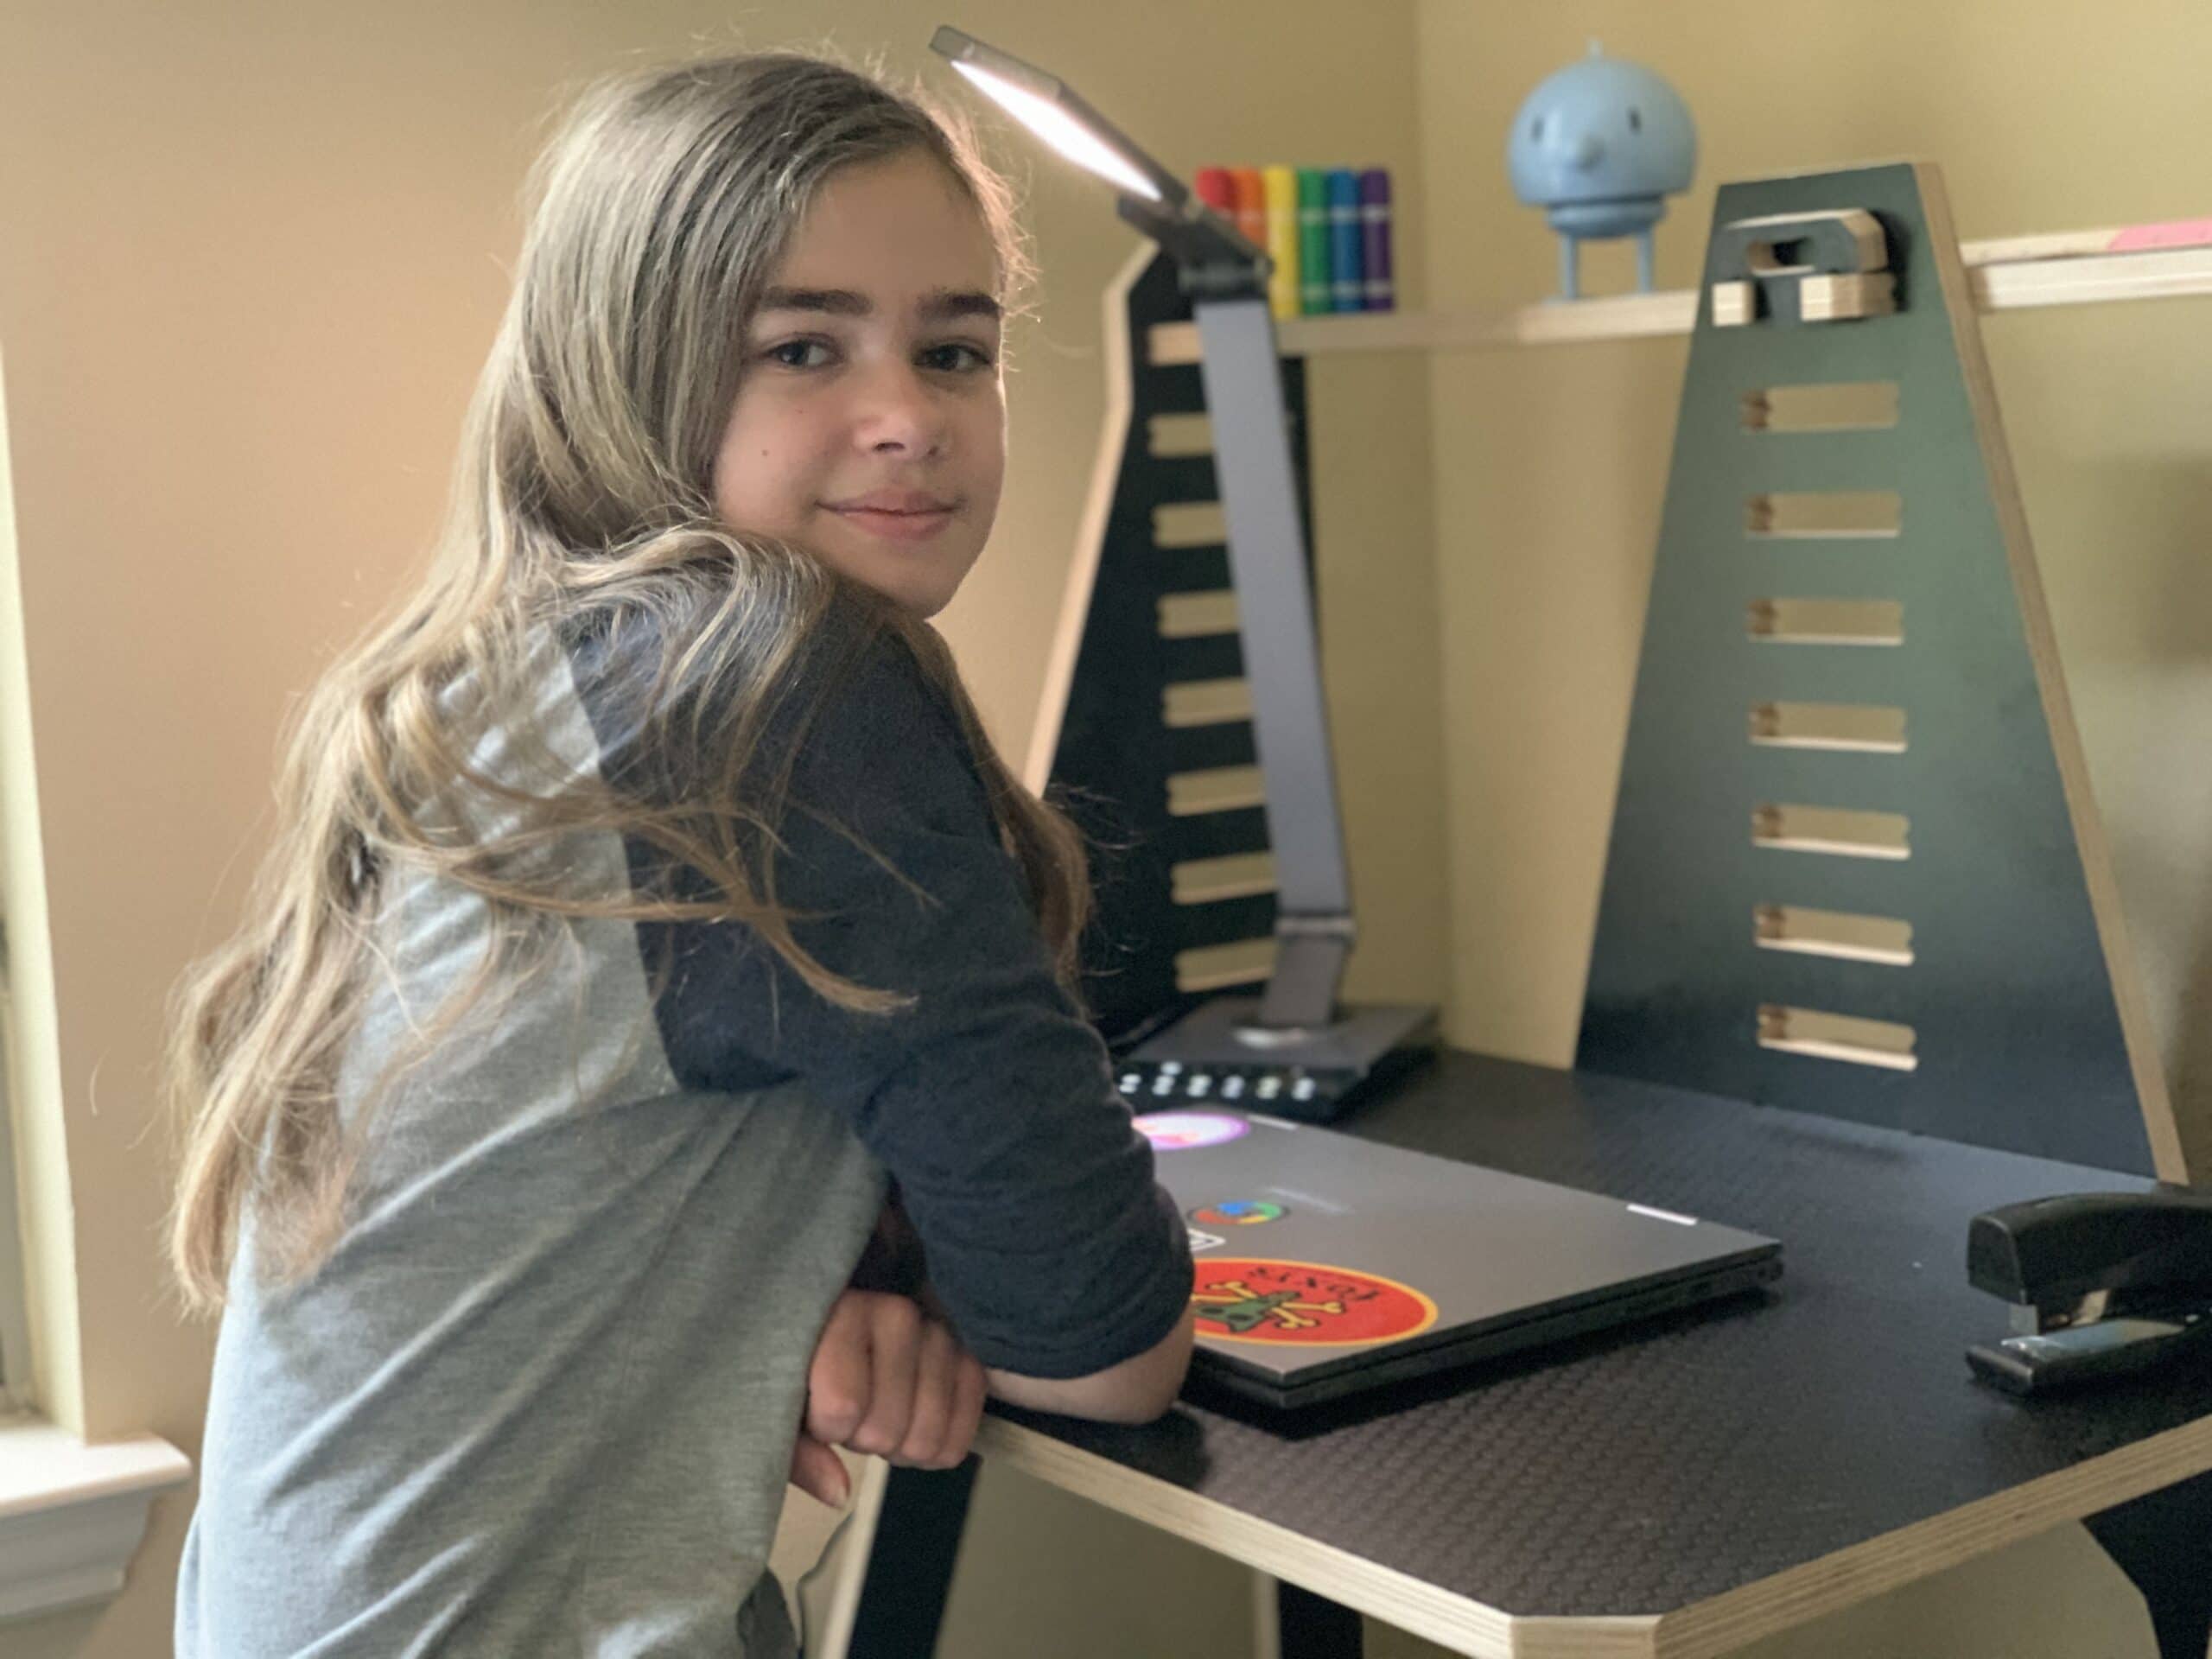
[847,1052,2212,1658]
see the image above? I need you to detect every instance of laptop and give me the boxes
[1135,1107,1783,1408]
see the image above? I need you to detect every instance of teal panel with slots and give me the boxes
[1576,164,2154,1175]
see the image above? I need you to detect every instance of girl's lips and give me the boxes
[829,505,957,543]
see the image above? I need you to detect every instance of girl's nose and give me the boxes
[1570,131,1604,169]
[856,361,950,456]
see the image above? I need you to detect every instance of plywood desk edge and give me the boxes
[970,1413,1577,1659]
[976,1403,2212,1659]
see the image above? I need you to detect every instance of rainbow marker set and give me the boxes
[1194,166,1396,319]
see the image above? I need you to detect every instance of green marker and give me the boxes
[1297,168,1331,315]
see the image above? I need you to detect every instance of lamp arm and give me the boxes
[1116,194,1271,296]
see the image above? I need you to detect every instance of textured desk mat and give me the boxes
[992,1052,2212,1618]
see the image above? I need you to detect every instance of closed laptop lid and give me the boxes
[1137,1108,1780,1392]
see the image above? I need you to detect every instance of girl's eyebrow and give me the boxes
[756,286,1001,324]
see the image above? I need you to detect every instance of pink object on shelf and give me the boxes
[2108,218,2212,252]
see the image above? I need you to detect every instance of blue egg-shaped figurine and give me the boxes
[1508,44,1696,298]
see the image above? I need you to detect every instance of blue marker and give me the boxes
[1326,168,1362,313]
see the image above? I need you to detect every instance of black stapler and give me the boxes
[1967,1191,2212,1395]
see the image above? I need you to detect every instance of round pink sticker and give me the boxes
[1134,1110,1250,1152]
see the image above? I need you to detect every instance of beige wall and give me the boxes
[0,2,1433,1654]
[3,0,2206,1655]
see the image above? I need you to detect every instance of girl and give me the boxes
[168,48,1194,1657]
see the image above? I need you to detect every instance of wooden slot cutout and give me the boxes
[1747,598,1904,645]
[1162,677,1255,728]
[1751,803,1910,860]
[1157,590,1240,639]
[1758,1003,1918,1072]
[1147,412,1214,459]
[1172,851,1279,906]
[1740,382,1899,433]
[1745,491,1902,537]
[1753,904,1915,966]
[1166,765,1267,817]
[1152,501,1228,549]
[1177,938,1276,993]
[1749,701,1907,753]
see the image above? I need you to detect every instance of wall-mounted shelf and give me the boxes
[1147,219,2212,363]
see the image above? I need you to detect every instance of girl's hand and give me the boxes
[787,1287,988,1507]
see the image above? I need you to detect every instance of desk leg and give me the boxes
[2085,1468,2212,1659]
[1276,1580,1365,1658]
[842,1459,977,1659]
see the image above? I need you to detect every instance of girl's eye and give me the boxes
[759,340,993,372]
[921,342,995,373]
[766,339,835,369]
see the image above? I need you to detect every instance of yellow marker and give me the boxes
[1262,165,1300,321]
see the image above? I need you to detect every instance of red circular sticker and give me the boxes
[1190,1257,1439,1347]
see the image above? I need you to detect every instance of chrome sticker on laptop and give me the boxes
[1190,1200,1287,1228]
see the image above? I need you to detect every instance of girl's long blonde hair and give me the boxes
[167,48,1090,1313]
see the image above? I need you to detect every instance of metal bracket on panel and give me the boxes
[1710,207,1896,326]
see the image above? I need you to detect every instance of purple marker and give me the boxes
[1359,169,1395,311]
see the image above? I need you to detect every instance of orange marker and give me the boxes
[1230,167,1268,252]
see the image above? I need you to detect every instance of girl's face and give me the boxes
[714,150,1007,618]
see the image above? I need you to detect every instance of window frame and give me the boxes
[0,1005,33,1413]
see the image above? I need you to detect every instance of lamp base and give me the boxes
[1118,996,1438,1123]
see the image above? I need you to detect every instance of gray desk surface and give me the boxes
[973,1052,2212,1656]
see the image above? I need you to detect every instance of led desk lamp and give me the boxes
[930,27,1434,1118]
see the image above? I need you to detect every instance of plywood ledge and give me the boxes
[1147,226,2212,364]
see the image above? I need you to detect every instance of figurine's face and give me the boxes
[1508,57,1696,228]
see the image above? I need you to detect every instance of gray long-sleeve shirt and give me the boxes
[177,600,1192,1656]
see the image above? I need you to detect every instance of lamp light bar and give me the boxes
[930,27,1170,205]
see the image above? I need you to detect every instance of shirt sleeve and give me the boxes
[570,597,1193,1379]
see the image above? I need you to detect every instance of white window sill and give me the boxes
[0,1414,192,1623]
